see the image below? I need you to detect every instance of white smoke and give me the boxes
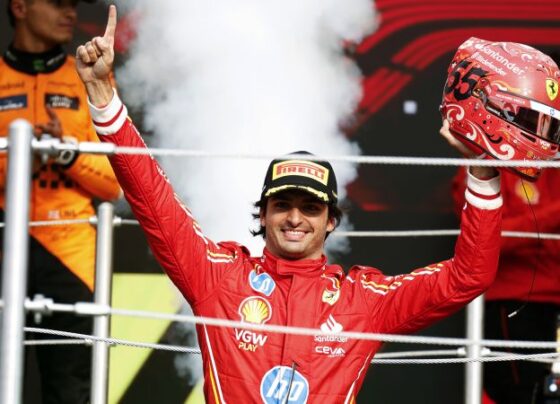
[116,0,376,256]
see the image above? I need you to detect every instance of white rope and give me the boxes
[487,350,557,365]
[8,299,558,350]
[7,136,560,168]
[107,307,560,350]
[24,327,560,366]
[496,230,560,240]
[110,147,560,168]
[371,351,560,365]
[24,327,200,354]
[20,338,555,365]
[20,338,465,360]
[374,349,465,359]
[0,216,556,240]
[117,219,560,240]
[334,230,560,240]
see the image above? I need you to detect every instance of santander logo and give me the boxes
[320,315,342,333]
[315,315,346,357]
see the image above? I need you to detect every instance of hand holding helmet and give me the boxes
[440,118,498,179]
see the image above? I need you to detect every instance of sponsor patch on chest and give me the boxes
[234,296,272,352]
[45,93,79,110]
[0,94,27,111]
[248,268,276,296]
[314,314,347,357]
[260,366,309,403]
[235,329,268,352]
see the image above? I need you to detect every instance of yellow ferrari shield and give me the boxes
[546,78,559,101]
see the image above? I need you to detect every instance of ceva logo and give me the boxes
[314,345,346,357]
[260,366,309,404]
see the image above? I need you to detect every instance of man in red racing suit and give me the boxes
[77,6,503,403]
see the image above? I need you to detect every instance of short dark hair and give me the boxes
[7,0,86,27]
[250,197,343,239]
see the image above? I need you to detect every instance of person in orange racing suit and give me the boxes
[73,7,504,402]
[0,0,120,403]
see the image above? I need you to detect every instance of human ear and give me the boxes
[326,216,335,233]
[11,0,27,20]
[259,209,265,228]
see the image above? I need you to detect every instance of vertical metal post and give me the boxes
[0,120,33,404]
[464,295,484,404]
[91,203,115,404]
[553,313,560,375]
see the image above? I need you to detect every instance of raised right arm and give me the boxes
[75,5,238,304]
[90,94,238,303]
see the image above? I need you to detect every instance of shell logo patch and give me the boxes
[239,296,272,324]
[546,78,558,101]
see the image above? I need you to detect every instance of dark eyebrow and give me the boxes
[270,191,325,205]
[270,195,291,202]
[303,197,323,204]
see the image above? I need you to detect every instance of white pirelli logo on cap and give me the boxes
[272,160,329,185]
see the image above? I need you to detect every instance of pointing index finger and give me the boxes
[103,5,117,46]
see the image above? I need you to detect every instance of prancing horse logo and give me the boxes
[546,78,558,101]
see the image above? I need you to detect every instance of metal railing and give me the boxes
[0,121,116,404]
[0,120,33,404]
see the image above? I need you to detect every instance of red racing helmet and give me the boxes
[440,37,560,180]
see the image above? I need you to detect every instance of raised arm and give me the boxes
[74,6,238,304]
[359,121,502,334]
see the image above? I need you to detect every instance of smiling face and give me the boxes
[12,0,79,51]
[260,190,335,261]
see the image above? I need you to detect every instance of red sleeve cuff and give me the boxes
[88,89,128,135]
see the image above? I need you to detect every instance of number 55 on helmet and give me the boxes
[440,37,560,180]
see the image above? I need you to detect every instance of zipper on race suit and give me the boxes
[282,361,298,404]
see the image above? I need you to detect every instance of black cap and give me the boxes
[260,151,338,204]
